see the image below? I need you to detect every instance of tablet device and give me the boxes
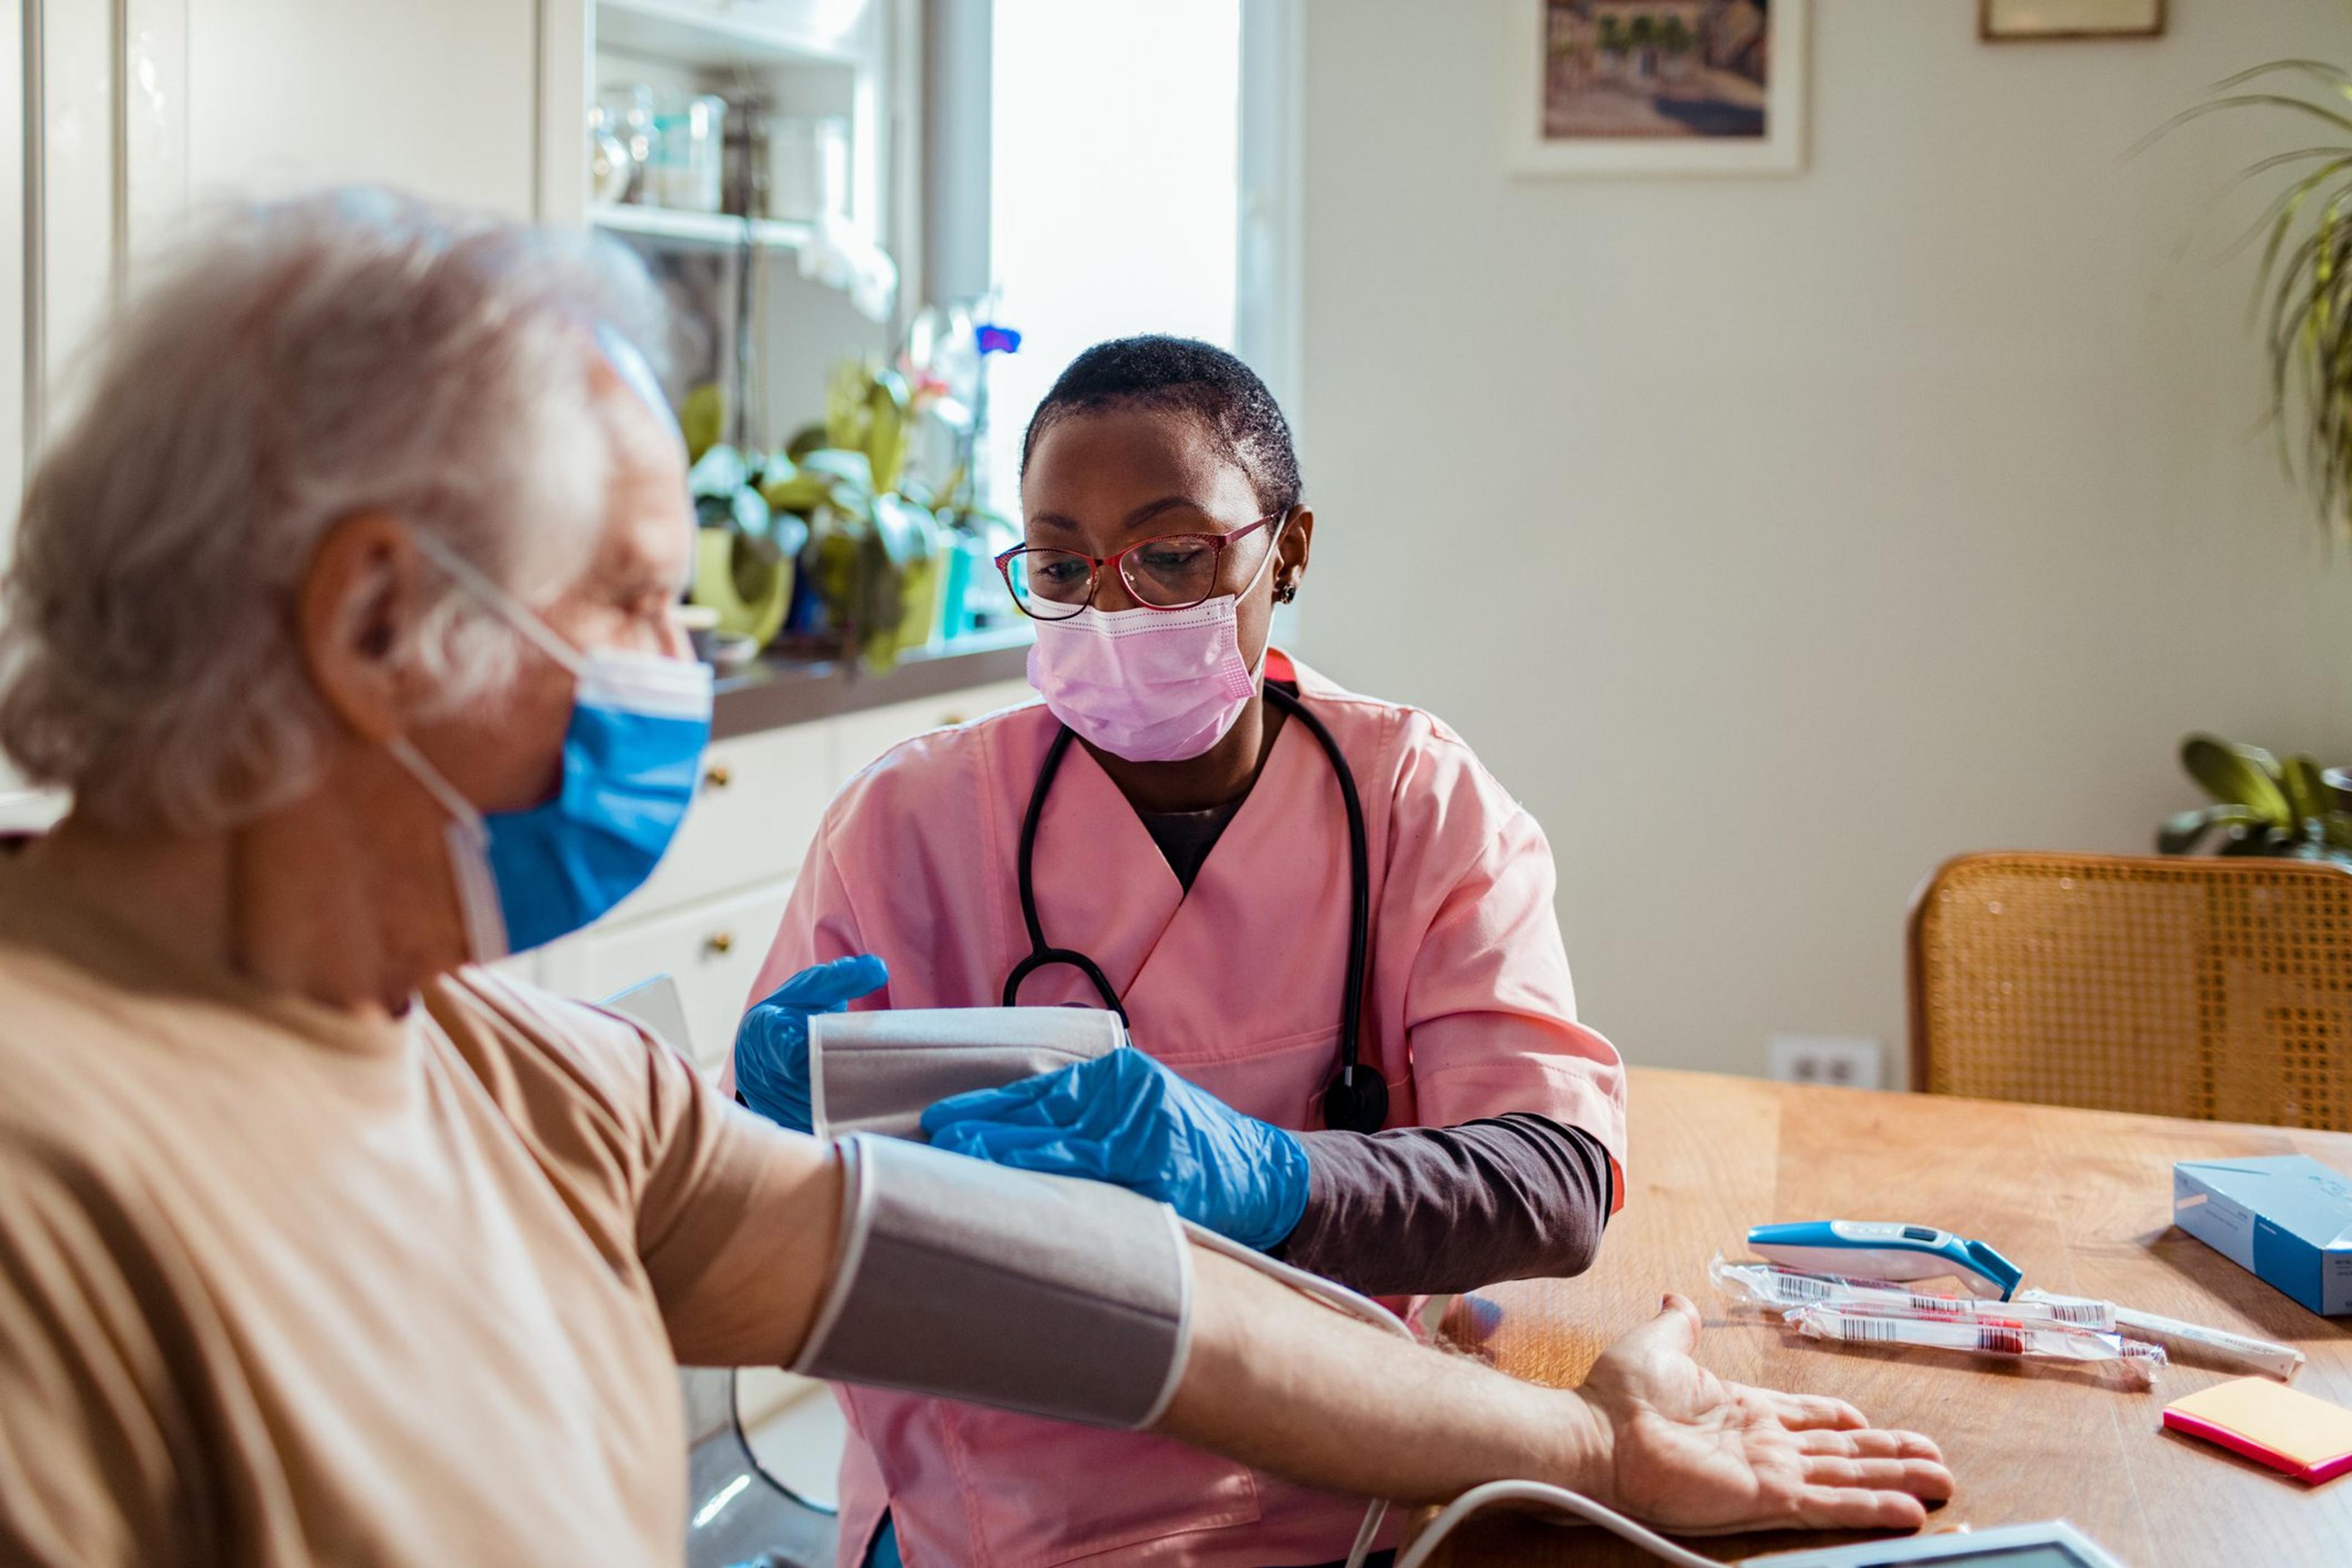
[1747,1521,2127,1568]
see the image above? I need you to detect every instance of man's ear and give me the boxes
[298,512,428,745]
[1276,507,1314,597]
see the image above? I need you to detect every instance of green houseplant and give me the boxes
[2141,65,2352,864]
[2158,733,2352,864]
[681,304,1020,673]
[779,358,946,674]
[680,361,950,674]
[682,386,801,652]
[2156,59,2352,533]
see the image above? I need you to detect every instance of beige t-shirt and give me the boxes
[0,860,827,1567]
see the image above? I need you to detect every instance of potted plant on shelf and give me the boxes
[772,358,947,674]
[682,384,802,665]
[683,307,1021,674]
[775,317,1023,671]
[679,361,945,674]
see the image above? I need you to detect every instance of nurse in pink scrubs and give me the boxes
[735,337,1627,1568]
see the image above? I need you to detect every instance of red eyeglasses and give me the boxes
[995,515,1283,622]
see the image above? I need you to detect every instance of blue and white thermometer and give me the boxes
[1745,1221,2023,1301]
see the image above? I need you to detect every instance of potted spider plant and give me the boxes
[2141,63,2352,863]
[2152,59,2352,533]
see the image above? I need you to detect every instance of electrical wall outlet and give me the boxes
[1768,1035,1885,1090]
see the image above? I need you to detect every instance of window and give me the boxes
[982,0,1245,514]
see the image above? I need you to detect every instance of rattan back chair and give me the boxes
[1907,851,2352,1129]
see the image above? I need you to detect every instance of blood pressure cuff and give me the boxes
[809,1006,1128,1140]
[791,1133,1193,1429]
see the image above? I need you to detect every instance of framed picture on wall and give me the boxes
[1506,0,1807,177]
[1981,0,2165,40]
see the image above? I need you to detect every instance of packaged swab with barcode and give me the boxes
[2016,1287,2304,1381]
[1785,1303,2167,1387]
[1709,1255,2112,1328]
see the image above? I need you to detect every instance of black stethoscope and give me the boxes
[1001,680,1388,1134]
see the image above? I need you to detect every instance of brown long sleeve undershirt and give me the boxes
[1273,1114,1614,1297]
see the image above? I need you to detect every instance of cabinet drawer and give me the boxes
[559,878,796,1069]
[613,721,833,920]
[832,679,1035,786]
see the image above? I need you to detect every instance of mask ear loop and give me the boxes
[386,736,486,835]
[1229,509,1294,690]
[384,735,512,963]
[407,528,588,678]
[1240,508,1292,600]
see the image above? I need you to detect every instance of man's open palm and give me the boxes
[1575,1294,1953,1536]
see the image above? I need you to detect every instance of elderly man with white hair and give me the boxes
[0,192,1949,1567]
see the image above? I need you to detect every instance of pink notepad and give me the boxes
[2163,1378,2352,1483]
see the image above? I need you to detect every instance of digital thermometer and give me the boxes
[1746,1221,2023,1301]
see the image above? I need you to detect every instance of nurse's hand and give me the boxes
[921,1049,1311,1253]
[733,954,890,1133]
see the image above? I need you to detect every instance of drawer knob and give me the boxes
[704,930,735,956]
[703,763,734,790]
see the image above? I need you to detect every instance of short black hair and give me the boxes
[1019,336,1302,514]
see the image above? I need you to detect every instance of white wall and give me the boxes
[187,0,537,215]
[1292,0,2352,1080]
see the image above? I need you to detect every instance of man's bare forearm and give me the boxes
[743,1140,1608,1505]
[739,1137,1947,1540]
[1155,1246,1611,1507]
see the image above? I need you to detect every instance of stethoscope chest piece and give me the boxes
[1322,1066,1389,1136]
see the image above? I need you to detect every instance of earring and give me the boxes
[1274,581,1297,605]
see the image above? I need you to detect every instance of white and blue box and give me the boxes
[2173,1155,2352,1317]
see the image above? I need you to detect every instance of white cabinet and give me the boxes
[611,718,834,921]
[23,0,542,458]
[832,678,1033,785]
[185,0,540,216]
[547,875,795,1069]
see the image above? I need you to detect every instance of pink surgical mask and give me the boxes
[1025,522,1284,763]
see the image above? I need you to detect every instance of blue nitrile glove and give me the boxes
[919,1048,1311,1252]
[733,954,890,1133]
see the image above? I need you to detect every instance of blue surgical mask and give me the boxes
[390,533,712,959]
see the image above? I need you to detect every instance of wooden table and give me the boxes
[1416,1068,2352,1566]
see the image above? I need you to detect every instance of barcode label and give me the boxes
[1839,1316,1907,1343]
[1831,1317,2024,1355]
